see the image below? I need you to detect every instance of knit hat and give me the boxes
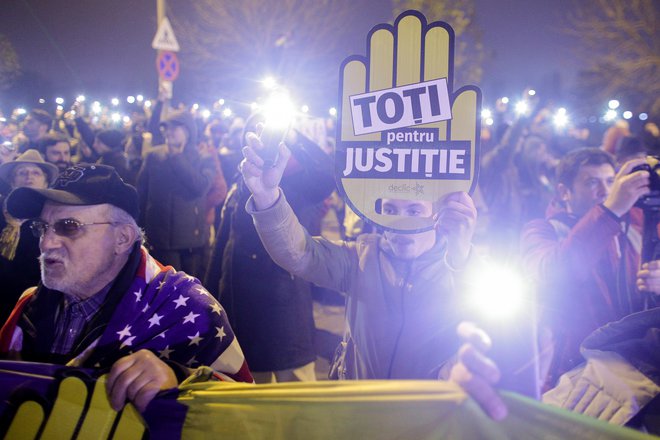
[7,163,139,220]
[0,149,59,186]
[96,129,125,151]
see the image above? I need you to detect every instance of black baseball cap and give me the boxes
[7,163,139,220]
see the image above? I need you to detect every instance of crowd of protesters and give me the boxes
[1,89,660,430]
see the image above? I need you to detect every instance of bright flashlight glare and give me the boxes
[38,98,45,104]
[501,97,509,104]
[111,112,121,122]
[136,95,144,102]
[262,92,295,129]
[485,117,494,126]
[468,265,527,319]
[604,109,618,121]
[262,76,277,90]
[16,108,26,115]
[608,99,620,110]
[127,96,136,104]
[217,98,225,106]
[640,113,649,121]
[553,108,569,128]
[528,89,536,96]
[222,108,233,118]
[250,102,260,112]
[122,115,130,124]
[515,101,529,115]
[92,101,102,114]
[55,97,64,105]
[329,107,337,117]
[201,109,211,119]
[192,103,199,110]
[76,95,86,102]
[144,101,152,108]
[56,105,63,111]
[111,98,119,106]
[481,108,492,119]
[622,111,633,120]
[301,105,309,113]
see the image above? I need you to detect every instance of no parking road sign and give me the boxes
[156,51,180,81]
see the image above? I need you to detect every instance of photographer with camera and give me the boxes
[521,147,657,388]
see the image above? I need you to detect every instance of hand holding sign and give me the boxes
[5,374,146,439]
[337,11,480,233]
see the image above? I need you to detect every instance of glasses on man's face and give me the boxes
[29,218,118,238]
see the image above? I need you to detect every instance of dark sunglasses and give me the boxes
[29,218,119,238]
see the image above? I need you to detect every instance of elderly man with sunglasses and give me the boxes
[0,164,252,412]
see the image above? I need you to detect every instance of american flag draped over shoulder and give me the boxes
[1,247,252,383]
[81,247,252,382]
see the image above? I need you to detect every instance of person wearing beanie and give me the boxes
[93,129,132,184]
[0,149,58,324]
[136,110,216,278]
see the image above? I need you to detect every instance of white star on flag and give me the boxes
[133,288,142,302]
[157,330,167,339]
[117,325,132,340]
[186,356,197,367]
[188,331,203,346]
[141,304,149,313]
[215,326,226,341]
[183,311,200,324]
[210,302,223,315]
[159,281,166,290]
[148,313,164,328]
[173,294,189,309]
[159,345,174,359]
[120,335,136,349]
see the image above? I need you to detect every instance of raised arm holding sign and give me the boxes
[239,10,507,415]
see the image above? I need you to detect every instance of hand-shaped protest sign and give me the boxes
[336,10,481,232]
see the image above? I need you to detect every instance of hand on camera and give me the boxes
[603,158,651,217]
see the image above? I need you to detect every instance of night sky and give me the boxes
[1,0,586,114]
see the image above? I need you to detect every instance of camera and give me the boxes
[632,159,660,208]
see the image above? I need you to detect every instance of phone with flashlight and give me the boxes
[258,122,289,168]
[464,264,541,399]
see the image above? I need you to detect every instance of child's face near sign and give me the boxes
[336,11,481,234]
